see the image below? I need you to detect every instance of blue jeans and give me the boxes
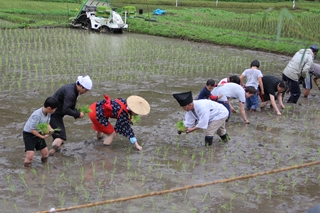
[282,73,301,103]
[218,101,230,120]
[246,91,258,110]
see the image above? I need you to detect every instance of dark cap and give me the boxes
[173,91,193,107]
[250,60,260,68]
[310,44,319,53]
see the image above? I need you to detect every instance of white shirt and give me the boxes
[211,83,246,103]
[23,108,51,133]
[183,100,228,129]
[241,68,263,89]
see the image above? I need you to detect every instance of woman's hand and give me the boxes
[135,142,142,151]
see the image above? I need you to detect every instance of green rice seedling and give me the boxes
[175,120,186,134]
[233,160,238,167]
[46,163,50,173]
[113,157,117,165]
[182,163,187,172]
[91,162,96,180]
[99,188,104,198]
[10,183,15,195]
[292,180,297,189]
[59,191,65,207]
[6,175,11,184]
[126,157,132,170]
[279,184,285,192]
[80,167,85,184]
[77,105,91,114]
[42,174,45,185]
[31,168,37,177]
[183,149,188,155]
[223,165,226,171]
[200,150,204,158]
[148,165,152,174]
[38,188,44,206]
[141,175,146,184]
[202,159,206,166]
[131,115,141,124]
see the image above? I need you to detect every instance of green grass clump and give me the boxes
[131,115,141,124]
[175,120,186,134]
[78,105,91,114]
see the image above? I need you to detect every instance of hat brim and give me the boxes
[127,95,150,115]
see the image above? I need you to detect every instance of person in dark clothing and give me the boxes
[197,79,222,101]
[49,75,93,156]
[258,75,287,116]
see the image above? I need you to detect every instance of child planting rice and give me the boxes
[23,97,59,167]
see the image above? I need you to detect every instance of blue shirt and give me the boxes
[198,86,211,100]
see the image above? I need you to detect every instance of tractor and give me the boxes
[71,0,128,33]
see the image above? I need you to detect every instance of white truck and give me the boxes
[71,0,128,33]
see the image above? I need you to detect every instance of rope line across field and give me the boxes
[36,160,320,213]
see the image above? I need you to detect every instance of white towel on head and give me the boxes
[76,75,92,90]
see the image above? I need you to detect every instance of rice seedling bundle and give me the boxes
[36,123,50,135]
[175,120,186,134]
[78,105,91,114]
[131,115,141,124]
[36,123,60,135]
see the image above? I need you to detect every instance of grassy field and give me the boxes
[0,0,319,54]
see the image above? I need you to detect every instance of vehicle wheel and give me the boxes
[113,29,123,34]
[86,19,92,31]
[100,26,110,33]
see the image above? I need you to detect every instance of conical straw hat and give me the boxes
[127,95,150,115]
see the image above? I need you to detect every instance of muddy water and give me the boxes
[0,28,320,213]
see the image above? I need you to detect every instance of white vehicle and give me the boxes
[71,0,128,33]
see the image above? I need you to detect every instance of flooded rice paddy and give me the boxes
[0,28,320,213]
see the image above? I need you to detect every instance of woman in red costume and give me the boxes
[88,95,150,151]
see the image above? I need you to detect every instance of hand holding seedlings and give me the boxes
[36,123,60,135]
[186,127,199,133]
[78,105,91,115]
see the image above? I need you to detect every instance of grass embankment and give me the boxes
[1,0,319,55]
